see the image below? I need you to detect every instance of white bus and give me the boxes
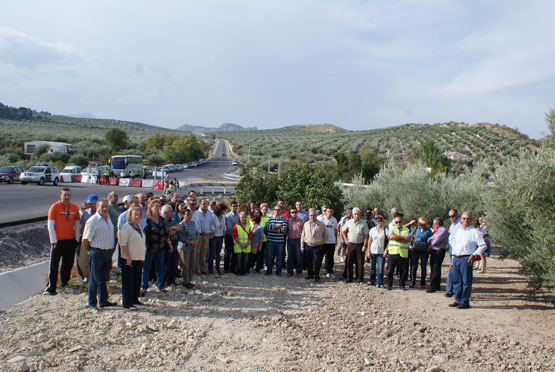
[108,155,143,177]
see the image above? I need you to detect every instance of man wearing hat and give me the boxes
[120,195,133,214]
[76,194,98,282]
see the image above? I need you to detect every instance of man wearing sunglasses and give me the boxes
[448,212,487,309]
[445,209,461,297]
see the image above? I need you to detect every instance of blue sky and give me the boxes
[0,0,554,138]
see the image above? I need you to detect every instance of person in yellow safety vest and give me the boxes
[384,214,411,290]
[255,203,269,273]
[233,211,252,276]
[103,168,110,184]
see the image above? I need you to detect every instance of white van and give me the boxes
[60,166,82,182]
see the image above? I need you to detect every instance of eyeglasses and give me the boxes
[290,211,297,214]
[274,209,280,211]
[449,215,456,218]
[395,221,403,224]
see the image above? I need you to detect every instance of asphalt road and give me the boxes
[0,139,239,224]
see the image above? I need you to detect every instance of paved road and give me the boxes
[0,139,239,224]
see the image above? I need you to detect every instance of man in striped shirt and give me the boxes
[264,205,288,276]
[82,199,115,311]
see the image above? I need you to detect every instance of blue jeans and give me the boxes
[369,253,385,285]
[446,253,454,294]
[142,250,165,290]
[452,256,473,306]
[88,248,112,308]
[287,238,302,274]
[236,252,249,275]
[266,241,285,275]
[305,244,322,279]
[208,236,224,273]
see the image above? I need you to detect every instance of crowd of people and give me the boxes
[45,188,491,311]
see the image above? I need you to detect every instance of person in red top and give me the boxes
[45,188,80,295]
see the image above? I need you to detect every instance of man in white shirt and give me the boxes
[317,206,338,279]
[448,212,487,309]
[445,209,461,297]
[82,199,115,311]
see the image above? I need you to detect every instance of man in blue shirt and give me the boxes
[448,212,487,309]
[445,209,460,297]
[224,201,239,273]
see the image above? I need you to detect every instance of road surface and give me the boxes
[0,139,239,224]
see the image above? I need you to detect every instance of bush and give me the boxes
[485,144,555,294]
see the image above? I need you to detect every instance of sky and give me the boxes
[0,0,554,139]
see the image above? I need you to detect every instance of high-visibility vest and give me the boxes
[388,226,410,258]
[104,169,110,177]
[261,215,268,242]
[234,224,251,254]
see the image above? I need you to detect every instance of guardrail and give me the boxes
[181,183,236,195]
[334,182,369,189]
[224,172,241,181]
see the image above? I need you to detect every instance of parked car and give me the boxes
[21,165,60,185]
[0,166,25,184]
[183,163,189,169]
[232,159,238,166]
[81,167,99,177]
[152,167,166,177]
[60,166,82,181]
[175,164,183,172]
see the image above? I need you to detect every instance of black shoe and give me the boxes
[305,276,314,280]
[445,292,453,298]
[400,286,407,291]
[315,278,320,283]
[100,301,117,308]
[346,279,353,283]
[139,290,146,297]
[457,304,470,309]
[408,283,415,288]
[426,288,436,293]
[265,271,272,276]
[275,272,282,277]
[135,300,144,306]
[185,283,194,289]
[43,290,57,296]
[387,286,392,291]
[448,302,460,307]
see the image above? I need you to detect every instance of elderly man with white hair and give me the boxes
[341,207,369,283]
[448,212,487,309]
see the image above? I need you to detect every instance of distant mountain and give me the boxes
[72,112,96,119]
[177,122,257,134]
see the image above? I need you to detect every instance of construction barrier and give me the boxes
[129,179,142,187]
[71,175,82,183]
[109,177,119,186]
[142,179,154,188]
[153,180,164,190]
[119,178,130,187]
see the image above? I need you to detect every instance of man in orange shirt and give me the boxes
[45,188,80,295]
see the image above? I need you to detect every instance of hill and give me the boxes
[281,124,347,134]
[177,122,257,134]
[216,122,539,169]
[0,110,184,146]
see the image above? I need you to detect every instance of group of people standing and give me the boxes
[45,188,491,311]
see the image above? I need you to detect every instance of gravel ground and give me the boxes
[0,252,554,372]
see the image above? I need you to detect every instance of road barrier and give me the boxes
[224,172,241,181]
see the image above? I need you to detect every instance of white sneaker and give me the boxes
[328,273,336,279]
[340,257,345,262]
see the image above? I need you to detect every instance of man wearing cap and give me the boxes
[45,188,80,295]
[76,194,98,282]
[82,199,116,310]
[120,195,133,214]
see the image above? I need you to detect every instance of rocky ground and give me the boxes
[0,249,554,372]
